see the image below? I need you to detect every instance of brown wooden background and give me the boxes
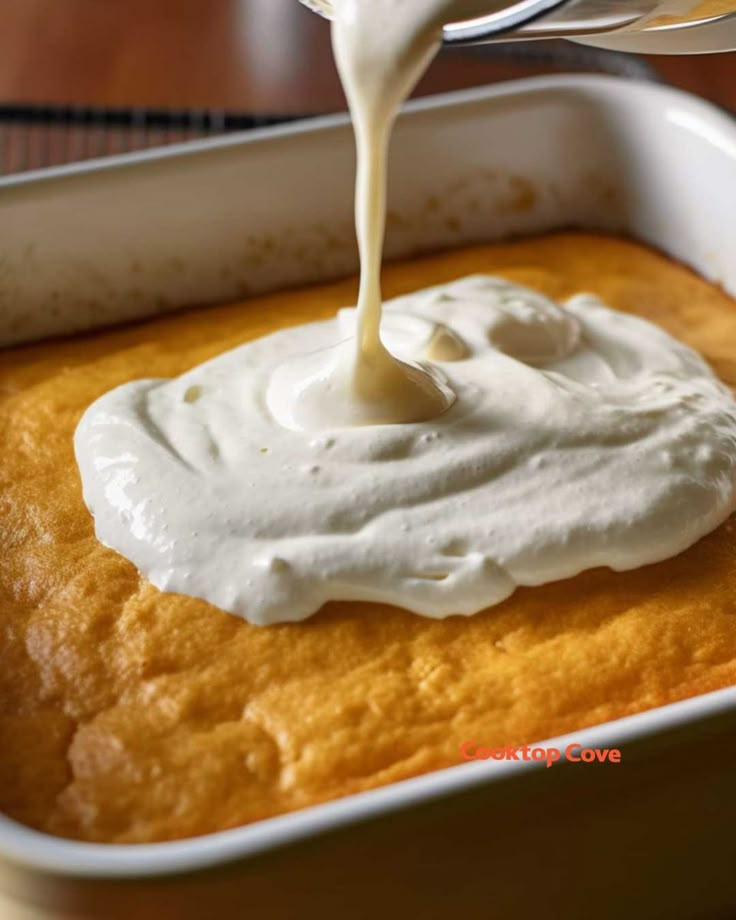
[0,0,735,114]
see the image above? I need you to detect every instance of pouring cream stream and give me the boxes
[268,0,503,430]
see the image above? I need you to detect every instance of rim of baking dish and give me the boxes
[1,687,735,877]
[2,72,736,192]
[2,74,736,877]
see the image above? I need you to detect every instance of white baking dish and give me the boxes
[1,75,736,920]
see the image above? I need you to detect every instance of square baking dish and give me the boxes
[1,75,736,920]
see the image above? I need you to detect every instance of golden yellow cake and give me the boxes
[2,232,736,844]
[654,0,735,24]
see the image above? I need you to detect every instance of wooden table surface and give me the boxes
[0,0,735,114]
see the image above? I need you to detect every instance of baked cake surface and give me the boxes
[2,232,736,844]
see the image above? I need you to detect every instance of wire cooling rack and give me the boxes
[0,106,300,175]
[0,44,657,177]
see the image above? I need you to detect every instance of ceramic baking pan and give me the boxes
[1,75,735,920]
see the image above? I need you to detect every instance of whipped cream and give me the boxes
[74,0,736,624]
[75,276,736,624]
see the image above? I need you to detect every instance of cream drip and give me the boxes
[268,0,505,430]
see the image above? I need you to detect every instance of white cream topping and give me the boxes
[75,276,736,625]
[74,0,736,624]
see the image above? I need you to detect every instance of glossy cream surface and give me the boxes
[74,0,736,625]
[76,273,736,624]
